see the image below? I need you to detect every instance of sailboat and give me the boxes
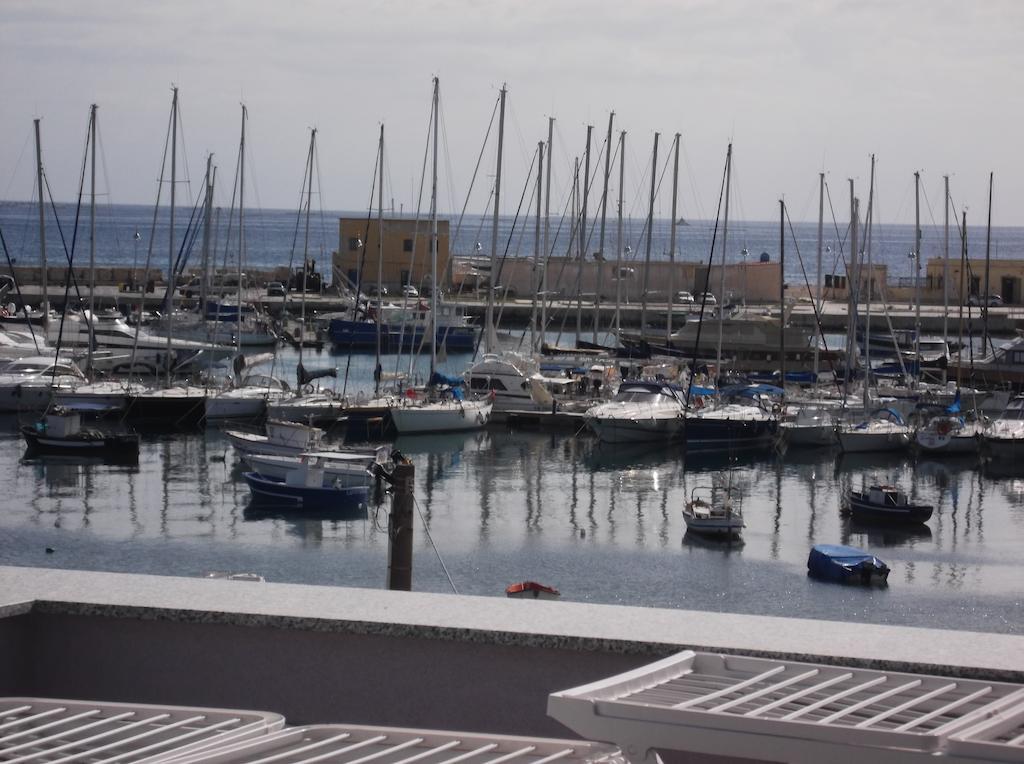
[388,78,493,435]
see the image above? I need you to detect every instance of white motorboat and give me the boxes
[682,485,745,538]
[0,356,86,412]
[388,395,493,434]
[982,394,1024,461]
[242,450,384,488]
[836,408,911,454]
[465,352,617,412]
[779,405,837,447]
[584,380,685,444]
[205,374,291,420]
[225,419,325,456]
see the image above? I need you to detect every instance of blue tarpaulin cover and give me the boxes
[429,371,464,387]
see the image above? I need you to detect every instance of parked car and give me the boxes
[675,291,695,305]
[968,293,1003,307]
[401,285,419,298]
[266,281,285,297]
[697,292,717,307]
[366,285,388,298]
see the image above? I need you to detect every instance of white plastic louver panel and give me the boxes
[0,697,284,763]
[547,651,1024,764]
[162,724,625,764]
[946,703,1024,763]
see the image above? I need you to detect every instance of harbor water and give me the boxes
[0,341,1021,635]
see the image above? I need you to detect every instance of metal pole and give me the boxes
[33,119,48,328]
[577,124,592,345]
[594,112,613,344]
[542,116,553,349]
[814,172,823,382]
[943,174,950,349]
[237,104,246,360]
[716,144,732,377]
[913,171,922,388]
[614,130,626,342]
[983,171,993,353]
[640,132,659,336]
[88,104,97,376]
[486,84,506,354]
[780,198,786,394]
[532,140,543,353]
[666,133,680,344]
[387,460,415,591]
[167,86,178,388]
[430,79,439,376]
[374,125,384,395]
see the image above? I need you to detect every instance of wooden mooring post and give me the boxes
[385,457,414,591]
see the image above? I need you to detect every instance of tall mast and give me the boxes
[983,171,994,353]
[843,179,856,398]
[594,112,614,344]
[639,132,659,335]
[577,124,592,345]
[779,198,786,396]
[613,130,626,342]
[200,154,214,344]
[300,128,317,378]
[666,133,680,344]
[715,143,732,378]
[541,116,553,349]
[486,84,506,354]
[166,86,178,388]
[814,172,824,381]
[864,155,875,410]
[237,104,246,359]
[957,210,966,389]
[33,119,48,329]
[373,124,384,395]
[531,140,543,353]
[430,78,439,377]
[88,104,97,376]
[943,175,950,349]
[913,170,922,388]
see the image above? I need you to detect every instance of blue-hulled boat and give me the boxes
[244,457,369,511]
[328,301,476,352]
[807,544,890,586]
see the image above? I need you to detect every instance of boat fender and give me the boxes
[303,383,315,395]
[772,403,782,415]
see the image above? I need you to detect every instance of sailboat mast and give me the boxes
[541,116,553,348]
[779,198,786,395]
[716,143,732,379]
[864,155,875,408]
[814,172,824,381]
[640,132,659,335]
[957,211,966,389]
[614,130,626,342]
[843,178,857,399]
[300,128,317,377]
[33,119,48,328]
[532,140,543,353]
[237,104,247,359]
[666,133,680,344]
[983,171,993,353]
[200,154,214,344]
[167,86,178,388]
[577,124,592,345]
[913,170,922,388]
[373,125,384,396]
[943,175,950,349]
[88,104,97,376]
[430,78,439,378]
[594,112,614,344]
[486,84,506,355]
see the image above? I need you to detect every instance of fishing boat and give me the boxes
[845,485,933,525]
[225,419,325,456]
[20,408,139,458]
[243,451,383,488]
[505,581,561,600]
[243,457,368,512]
[807,544,890,586]
[682,485,744,538]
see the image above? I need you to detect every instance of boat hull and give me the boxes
[684,415,776,452]
[328,320,476,353]
[21,426,139,458]
[244,454,375,488]
[389,400,492,434]
[847,492,933,525]
[243,472,368,512]
[836,429,909,453]
[585,413,682,444]
[779,422,836,447]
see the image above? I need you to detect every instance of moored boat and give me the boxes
[682,486,745,538]
[243,457,369,512]
[584,381,685,444]
[20,408,139,458]
[845,485,933,525]
[807,544,890,586]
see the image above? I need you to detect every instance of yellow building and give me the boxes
[332,217,450,293]
[925,257,1024,305]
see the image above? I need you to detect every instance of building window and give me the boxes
[401,270,410,286]
[403,238,413,252]
[348,237,361,251]
[1011,350,1024,365]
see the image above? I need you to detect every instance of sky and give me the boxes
[1,0,1021,226]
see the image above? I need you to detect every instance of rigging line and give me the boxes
[0,225,40,353]
[340,142,380,399]
[451,95,499,254]
[173,97,193,198]
[0,128,32,204]
[473,145,539,359]
[96,126,127,264]
[683,144,730,411]
[43,173,83,389]
[536,170,584,341]
[412,493,458,595]
[783,205,843,393]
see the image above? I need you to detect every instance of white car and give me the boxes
[697,292,717,307]
[401,285,419,298]
[675,291,695,305]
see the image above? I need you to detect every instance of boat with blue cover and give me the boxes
[807,544,890,586]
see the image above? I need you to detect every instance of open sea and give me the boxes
[0,201,1022,635]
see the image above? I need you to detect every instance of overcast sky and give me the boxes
[2,0,1021,226]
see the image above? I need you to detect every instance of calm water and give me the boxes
[3,201,1024,284]
[0,344,1021,635]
